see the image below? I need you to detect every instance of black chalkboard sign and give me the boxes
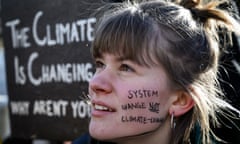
[1,0,100,141]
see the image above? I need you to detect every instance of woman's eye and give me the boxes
[120,64,135,72]
[95,60,105,69]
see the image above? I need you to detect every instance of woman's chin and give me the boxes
[89,126,110,140]
[89,127,124,142]
[89,131,114,142]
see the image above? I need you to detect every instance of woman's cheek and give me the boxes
[119,89,166,126]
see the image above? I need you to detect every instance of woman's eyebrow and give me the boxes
[116,55,132,62]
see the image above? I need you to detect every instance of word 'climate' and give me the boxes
[5,11,96,48]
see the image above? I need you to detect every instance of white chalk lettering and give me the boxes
[32,11,96,46]
[40,62,93,84]
[5,19,31,48]
[14,56,26,85]
[10,101,30,115]
[71,101,91,118]
[26,52,93,86]
[33,100,68,117]
[12,52,93,86]
[86,18,96,41]
[32,11,46,46]
[5,11,96,48]
[28,52,41,86]
[76,20,87,41]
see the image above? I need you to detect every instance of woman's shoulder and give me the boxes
[72,132,115,144]
[72,132,91,144]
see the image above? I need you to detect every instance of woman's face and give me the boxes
[88,53,174,141]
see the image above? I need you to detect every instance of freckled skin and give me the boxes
[88,54,174,143]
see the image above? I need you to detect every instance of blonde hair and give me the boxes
[91,0,240,143]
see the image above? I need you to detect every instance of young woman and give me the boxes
[75,0,240,143]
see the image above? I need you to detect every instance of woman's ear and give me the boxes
[169,90,195,117]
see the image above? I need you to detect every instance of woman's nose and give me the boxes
[89,69,113,95]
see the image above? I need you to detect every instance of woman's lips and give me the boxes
[91,100,116,117]
[94,104,114,112]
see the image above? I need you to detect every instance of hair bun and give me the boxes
[179,0,200,9]
[177,0,240,34]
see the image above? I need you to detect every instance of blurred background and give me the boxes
[0,0,10,140]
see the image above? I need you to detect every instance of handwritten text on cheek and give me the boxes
[128,89,158,99]
[121,90,163,124]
